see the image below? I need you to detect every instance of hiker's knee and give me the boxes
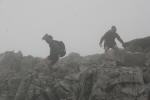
[49,55,59,65]
[104,46,109,52]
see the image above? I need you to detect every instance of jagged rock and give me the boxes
[27,72,52,100]
[0,48,149,100]
[78,66,147,100]
[51,52,83,79]
[0,51,23,72]
[143,68,150,84]
[5,77,21,100]
[21,55,41,73]
[78,68,97,100]
[107,48,146,66]
[144,52,150,84]
[84,54,104,66]
[14,74,33,100]
[145,51,150,66]
[125,36,150,53]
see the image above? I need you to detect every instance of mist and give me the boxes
[0,0,150,57]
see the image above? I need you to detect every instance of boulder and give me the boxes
[78,66,147,100]
[125,36,150,53]
[106,48,146,66]
[14,74,33,100]
[0,50,148,100]
[0,51,23,72]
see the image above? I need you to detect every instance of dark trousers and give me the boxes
[48,55,59,65]
[104,42,117,52]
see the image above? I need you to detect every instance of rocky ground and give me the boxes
[0,36,150,100]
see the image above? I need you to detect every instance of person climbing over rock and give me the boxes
[42,34,66,65]
[99,26,125,52]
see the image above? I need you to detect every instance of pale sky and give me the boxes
[0,0,150,57]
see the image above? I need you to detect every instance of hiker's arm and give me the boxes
[99,34,105,47]
[116,33,125,47]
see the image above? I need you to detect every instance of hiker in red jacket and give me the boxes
[99,26,125,52]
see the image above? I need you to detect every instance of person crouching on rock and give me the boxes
[42,34,66,66]
[99,26,125,52]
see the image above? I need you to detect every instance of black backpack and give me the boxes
[56,41,66,57]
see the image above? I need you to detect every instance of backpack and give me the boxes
[56,41,66,57]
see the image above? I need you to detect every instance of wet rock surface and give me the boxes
[0,37,150,100]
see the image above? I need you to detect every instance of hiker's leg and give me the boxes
[111,45,124,66]
[47,56,53,66]
[113,45,119,51]
[104,46,109,53]
[50,55,59,66]
[111,45,118,55]
[104,46,112,61]
[47,55,56,71]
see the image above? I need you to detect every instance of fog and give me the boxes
[0,0,150,57]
